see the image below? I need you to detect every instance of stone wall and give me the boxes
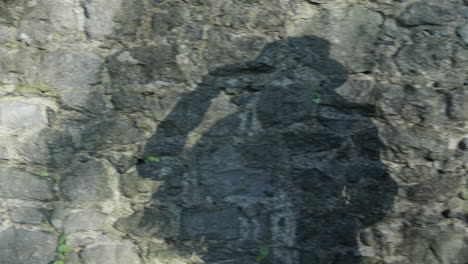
[0,0,466,264]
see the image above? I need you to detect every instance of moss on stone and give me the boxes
[14,82,59,95]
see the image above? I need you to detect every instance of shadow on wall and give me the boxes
[116,36,398,264]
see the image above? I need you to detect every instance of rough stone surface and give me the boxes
[0,228,57,264]
[41,49,102,107]
[83,0,123,40]
[0,101,46,129]
[0,0,466,263]
[181,207,241,240]
[397,3,455,26]
[0,167,55,201]
[64,208,107,233]
[80,120,143,150]
[457,23,468,45]
[10,206,47,224]
[60,159,112,201]
[81,242,141,264]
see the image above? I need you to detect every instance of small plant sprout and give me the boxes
[313,92,322,104]
[53,175,61,183]
[39,171,49,177]
[256,247,269,262]
[53,233,70,264]
[145,156,161,163]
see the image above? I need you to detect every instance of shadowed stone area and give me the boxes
[0,0,466,263]
[116,36,398,264]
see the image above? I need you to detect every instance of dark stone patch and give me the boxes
[60,159,112,201]
[181,206,241,240]
[80,120,143,150]
[111,90,146,111]
[107,45,184,85]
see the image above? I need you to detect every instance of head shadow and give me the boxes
[116,36,398,264]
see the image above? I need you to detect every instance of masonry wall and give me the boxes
[0,0,466,264]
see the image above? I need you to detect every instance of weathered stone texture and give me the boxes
[0,228,57,264]
[0,101,46,129]
[0,167,55,201]
[0,0,466,263]
[81,242,140,264]
[60,159,112,201]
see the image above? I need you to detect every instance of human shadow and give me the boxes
[116,36,398,264]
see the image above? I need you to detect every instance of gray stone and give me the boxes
[299,6,383,73]
[80,120,143,150]
[152,9,184,36]
[41,50,102,89]
[402,225,468,264]
[111,90,146,111]
[0,49,37,83]
[115,208,178,238]
[0,0,18,26]
[10,206,46,224]
[199,144,273,199]
[0,101,46,129]
[151,0,167,4]
[397,3,454,26]
[0,167,55,201]
[460,8,468,19]
[18,128,75,167]
[112,0,143,42]
[83,0,123,40]
[81,242,141,264]
[328,6,383,73]
[60,159,112,201]
[181,207,241,239]
[203,27,267,70]
[64,208,107,233]
[395,43,454,76]
[41,49,102,107]
[0,228,57,264]
[0,146,11,160]
[106,45,183,85]
[18,0,83,42]
[457,23,468,45]
[0,26,16,42]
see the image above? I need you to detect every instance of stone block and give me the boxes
[83,0,123,40]
[0,167,55,201]
[0,228,57,264]
[41,49,102,107]
[457,23,468,45]
[0,101,46,129]
[80,120,143,150]
[64,208,107,233]
[10,206,47,224]
[60,159,112,201]
[18,0,83,42]
[199,144,274,199]
[181,206,241,240]
[115,208,178,238]
[107,45,183,85]
[81,242,141,264]
[402,224,468,264]
[397,3,454,26]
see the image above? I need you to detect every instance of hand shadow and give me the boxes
[116,36,398,264]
